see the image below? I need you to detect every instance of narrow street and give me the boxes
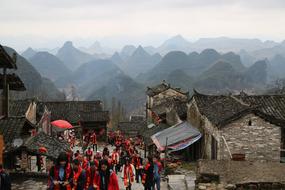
[11,143,169,190]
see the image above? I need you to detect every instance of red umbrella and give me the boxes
[51,120,73,129]
[39,146,47,153]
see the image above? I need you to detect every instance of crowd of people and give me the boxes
[48,131,163,190]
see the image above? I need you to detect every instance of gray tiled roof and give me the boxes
[0,117,34,146]
[192,91,285,127]
[23,132,70,159]
[146,81,188,97]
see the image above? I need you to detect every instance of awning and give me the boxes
[151,121,201,152]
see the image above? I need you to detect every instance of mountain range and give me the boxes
[56,41,95,71]
[29,51,72,81]
[4,46,65,101]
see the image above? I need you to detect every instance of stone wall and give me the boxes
[187,99,221,159]
[220,113,281,162]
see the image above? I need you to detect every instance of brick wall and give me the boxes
[220,114,281,161]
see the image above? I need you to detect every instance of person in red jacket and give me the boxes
[86,147,93,161]
[48,152,73,190]
[121,157,135,190]
[98,159,119,190]
[132,152,143,183]
[91,132,97,152]
[111,149,120,174]
[86,161,100,190]
[72,159,86,190]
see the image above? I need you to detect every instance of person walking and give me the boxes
[72,159,86,190]
[86,161,100,190]
[132,152,143,183]
[0,164,11,190]
[111,148,120,174]
[98,159,119,190]
[142,156,154,190]
[48,152,73,190]
[121,157,135,190]
[153,156,163,190]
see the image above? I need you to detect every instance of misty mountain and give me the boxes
[194,61,246,92]
[137,49,245,85]
[4,46,65,101]
[157,35,192,55]
[238,49,256,67]
[166,69,194,91]
[251,43,285,60]
[56,41,95,71]
[144,46,157,55]
[110,52,124,65]
[243,60,267,85]
[268,55,285,79]
[55,59,123,97]
[29,51,72,81]
[191,37,278,53]
[120,45,136,60]
[87,73,145,112]
[120,46,161,77]
[21,47,37,59]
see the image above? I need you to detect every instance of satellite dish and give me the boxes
[13,138,23,148]
[147,123,155,129]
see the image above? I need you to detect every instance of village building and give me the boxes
[9,100,110,141]
[0,116,35,169]
[118,115,145,138]
[187,90,285,162]
[146,80,189,124]
[143,81,191,156]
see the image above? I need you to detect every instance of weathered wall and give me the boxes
[188,99,281,162]
[187,99,220,159]
[220,114,281,162]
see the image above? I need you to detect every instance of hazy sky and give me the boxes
[1,0,285,50]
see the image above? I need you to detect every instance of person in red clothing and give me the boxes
[78,155,89,170]
[98,159,119,190]
[48,152,73,190]
[86,147,93,161]
[91,132,97,152]
[72,159,86,190]
[132,152,143,183]
[86,161,100,190]
[121,157,135,190]
[111,149,120,174]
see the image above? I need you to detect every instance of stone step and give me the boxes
[167,175,187,190]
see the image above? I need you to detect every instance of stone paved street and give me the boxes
[11,176,168,190]
[11,144,168,190]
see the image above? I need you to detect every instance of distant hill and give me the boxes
[55,59,123,97]
[191,37,278,52]
[250,43,285,60]
[157,35,192,55]
[21,47,37,59]
[194,60,267,92]
[4,46,65,101]
[56,41,95,71]
[110,52,124,65]
[268,55,285,79]
[120,45,136,60]
[137,49,245,85]
[243,60,267,85]
[194,61,246,91]
[87,73,145,112]
[29,52,72,81]
[120,46,161,77]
